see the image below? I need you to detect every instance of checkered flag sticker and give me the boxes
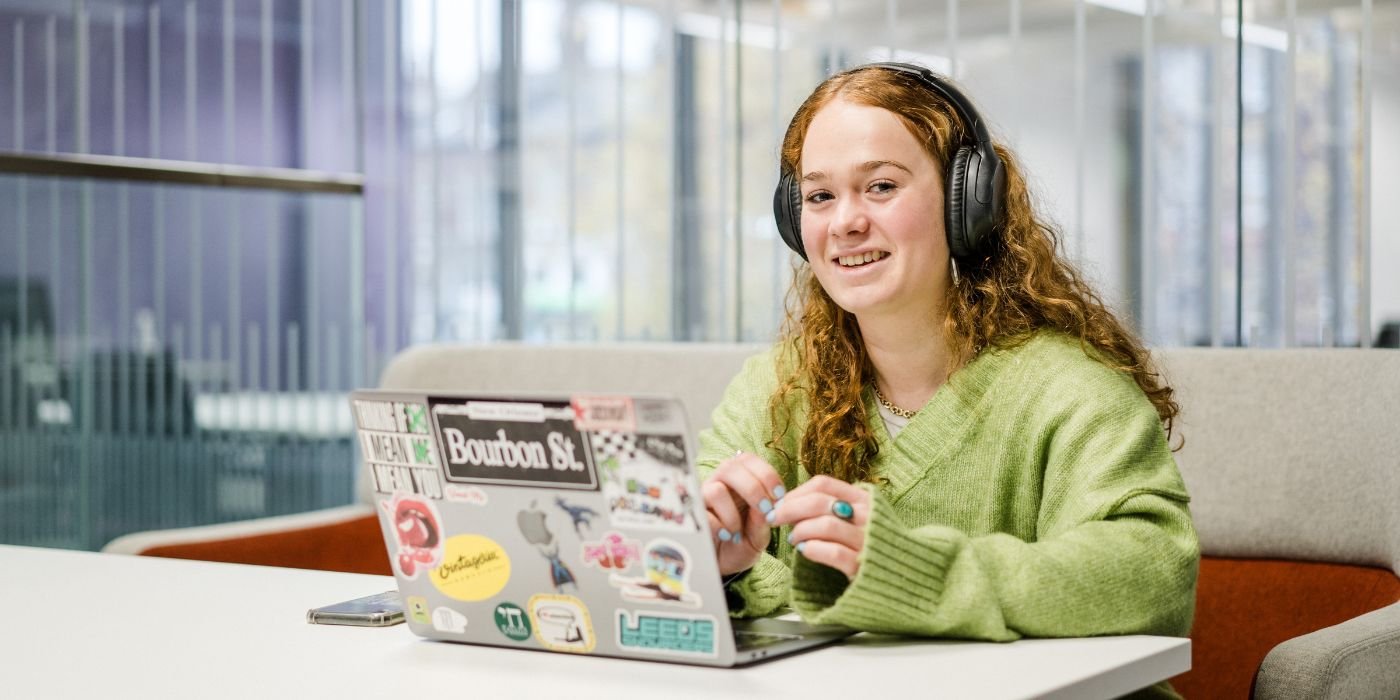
[591,430,639,463]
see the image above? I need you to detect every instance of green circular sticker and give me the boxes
[493,602,532,642]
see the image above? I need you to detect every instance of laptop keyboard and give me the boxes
[734,630,804,651]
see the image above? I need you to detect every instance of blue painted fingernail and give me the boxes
[796,542,807,554]
[786,531,795,545]
[764,510,776,524]
[758,498,773,514]
[732,533,744,546]
[718,528,732,542]
[773,485,787,499]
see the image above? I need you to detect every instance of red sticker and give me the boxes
[570,396,636,432]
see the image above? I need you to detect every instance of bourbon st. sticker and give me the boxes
[430,398,598,490]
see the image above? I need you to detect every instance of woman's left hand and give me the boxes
[766,475,870,580]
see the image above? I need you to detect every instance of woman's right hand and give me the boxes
[702,451,788,576]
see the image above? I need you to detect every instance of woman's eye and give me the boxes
[870,181,897,194]
[804,191,833,204]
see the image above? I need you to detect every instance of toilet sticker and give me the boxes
[528,594,596,653]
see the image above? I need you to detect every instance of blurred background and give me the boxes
[1,0,1396,550]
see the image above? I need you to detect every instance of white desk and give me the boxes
[1,545,1188,699]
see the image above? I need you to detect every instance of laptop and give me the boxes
[349,389,855,666]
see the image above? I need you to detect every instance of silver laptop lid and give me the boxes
[350,390,740,666]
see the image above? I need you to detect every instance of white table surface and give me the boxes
[1,545,1188,699]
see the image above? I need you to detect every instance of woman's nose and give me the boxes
[828,196,869,237]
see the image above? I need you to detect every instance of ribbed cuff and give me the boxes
[791,484,958,632]
[726,552,791,618]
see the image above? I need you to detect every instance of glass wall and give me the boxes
[1,0,1395,550]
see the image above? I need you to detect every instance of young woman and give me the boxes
[696,63,1198,663]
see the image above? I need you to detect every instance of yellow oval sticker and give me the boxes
[431,534,512,601]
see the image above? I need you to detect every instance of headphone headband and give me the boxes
[863,62,995,146]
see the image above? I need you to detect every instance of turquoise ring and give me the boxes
[831,499,855,522]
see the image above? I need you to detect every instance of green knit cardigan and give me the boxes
[696,331,1199,641]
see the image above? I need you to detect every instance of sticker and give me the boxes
[528,594,596,653]
[370,462,444,498]
[493,602,533,642]
[382,494,444,579]
[406,596,431,624]
[432,398,598,490]
[571,396,636,432]
[444,484,489,506]
[353,400,426,433]
[517,502,578,593]
[404,403,430,433]
[597,432,700,532]
[432,606,469,633]
[431,534,512,602]
[607,539,701,607]
[581,531,642,571]
[554,497,600,537]
[616,610,718,658]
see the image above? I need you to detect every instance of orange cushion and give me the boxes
[1172,557,1400,699]
[142,513,391,576]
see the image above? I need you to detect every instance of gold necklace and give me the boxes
[871,384,918,419]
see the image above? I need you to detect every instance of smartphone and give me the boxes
[306,590,405,627]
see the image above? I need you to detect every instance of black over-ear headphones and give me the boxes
[772,62,1006,264]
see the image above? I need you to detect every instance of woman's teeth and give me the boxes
[837,251,888,267]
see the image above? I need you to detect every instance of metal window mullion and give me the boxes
[717,0,730,341]
[1359,0,1372,346]
[733,0,743,341]
[1283,0,1296,346]
[616,0,626,340]
[566,0,578,340]
[770,0,782,336]
[947,0,958,79]
[1074,0,1086,265]
[1210,0,1224,347]
[1140,0,1155,342]
[77,1,89,154]
[186,3,203,367]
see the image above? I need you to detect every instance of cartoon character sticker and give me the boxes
[382,494,444,578]
[615,610,718,658]
[528,594,596,653]
[581,531,642,571]
[594,431,701,532]
[607,539,701,607]
[517,501,578,593]
[554,496,599,537]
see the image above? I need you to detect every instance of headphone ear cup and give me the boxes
[945,145,972,260]
[773,172,808,261]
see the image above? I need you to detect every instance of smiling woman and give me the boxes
[697,63,1199,700]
